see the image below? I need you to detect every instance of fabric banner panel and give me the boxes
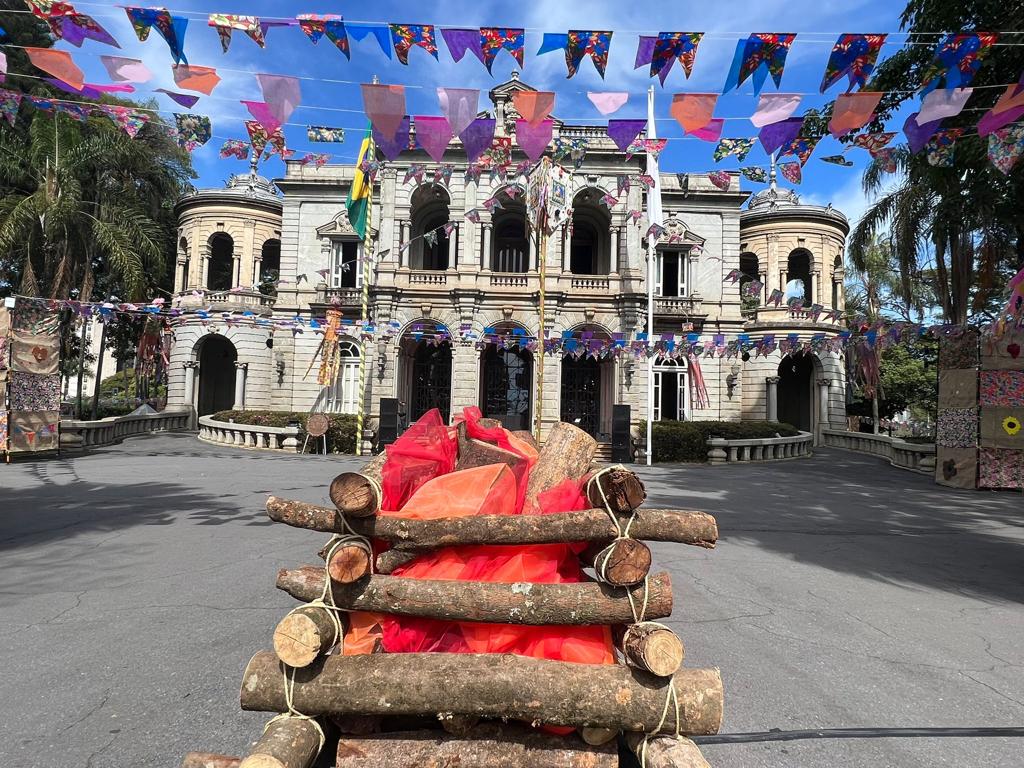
[935,446,977,489]
[936,407,977,448]
[979,407,1023,449]
[979,370,1024,407]
[981,331,1024,370]
[0,410,6,451]
[0,306,9,337]
[937,369,978,408]
[978,447,1024,489]
[8,410,59,453]
[10,331,59,375]
[9,371,61,411]
[938,330,979,369]
[12,302,60,334]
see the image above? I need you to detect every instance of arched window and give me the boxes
[327,341,361,414]
[739,251,760,305]
[491,187,528,273]
[653,356,688,422]
[570,189,611,275]
[259,238,281,284]
[410,185,451,270]
[832,254,843,309]
[786,249,812,305]
[207,233,234,291]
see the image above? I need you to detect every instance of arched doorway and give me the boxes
[569,189,611,275]
[398,325,453,425]
[480,336,533,431]
[197,335,237,416]
[777,352,814,432]
[258,238,281,285]
[207,233,234,291]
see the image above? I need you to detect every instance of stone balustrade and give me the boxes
[822,428,936,474]
[198,414,300,452]
[61,409,193,450]
[706,431,814,464]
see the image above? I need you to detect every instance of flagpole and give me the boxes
[355,78,378,457]
[645,85,662,466]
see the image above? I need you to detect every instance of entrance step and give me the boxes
[594,442,613,463]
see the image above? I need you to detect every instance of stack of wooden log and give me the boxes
[183,421,722,768]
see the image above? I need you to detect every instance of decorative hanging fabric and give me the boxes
[172,64,220,95]
[648,32,703,85]
[437,87,478,136]
[723,33,796,95]
[348,23,392,58]
[297,14,350,58]
[415,116,453,162]
[373,116,411,161]
[820,154,854,166]
[219,138,249,159]
[740,166,768,182]
[552,136,587,168]
[779,160,802,184]
[564,30,612,79]
[778,133,821,166]
[587,91,627,115]
[977,81,1024,137]
[926,127,965,168]
[920,33,999,93]
[156,88,199,108]
[988,123,1024,175]
[99,104,149,138]
[242,101,282,134]
[208,14,265,52]
[829,91,882,137]
[870,146,898,173]
[713,137,756,163]
[515,119,553,161]
[124,6,188,64]
[670,92,718,133]
[707,171,731,190]
[606,119,645,152]
[300,152,330,167]
[100,55,152,83]
[390,24,438,65]
[441,29,483,63]
[257,73,301,126]
[750,92,801,127]
[361,83,406,139]
[244,119,279,158]
[537,32,569,56]
[0,88,22,126]
[903,111,943,154]
[174,114,211,151]
[758,116,803,155]
[24,47,84,90]
[307,125,345,143]
[480,28,524,73]
[26,2,118,47]
[512,90,555,126]
[690,118,724,142]
[820,33,886,92]
[918,87,973,123]
[460,117,495,163]
[852,131,896,152]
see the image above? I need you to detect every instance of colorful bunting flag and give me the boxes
[919,33,998,93]
[691,119,724,143]
[100,55,152,83]
[779,134,821,166]
[96,104,149,137]
[552,136,587,168]
[460,118,495,163]
[740,166,768,182]
[307,126,345,143]
[851,131,896,152]
[373,116,411,161]
[300,152,331,167]
[242,101,281,134]
[24,47,84,91]
[207,14,265,51]
[348,24,391,57]
[723,33,796,95]
[174,113,211,151]
[977,82,1024,137]
[219,139,249,159]
[512,90,555,126]
[437,87,478,137]
[537,33,569,56]
[670,93,718,133]
[245,119,281,158]
[820,34,886,92]
[464,208,481,223]
[257,73,301,125]
[361,83,406,139]
[988,124,1024,175]
[434,164,454,186]
[25,2,118,47]
[649,32,704,85]
[925,127,964,168]
[403,164,424,184]
[779,160,802,184]
[918,87,973,123]
[389,24,438,65]
[713,137,757,163]
[441,29,483,64]
[0,88,23,126]
[607,119,645,152]
[480,28,524,73]
[124,7,188,65]
[564,30,612,79]
[415,116,453,162]
[515,119,553,161]
[820,154,854,166]
[297,14,350,58]
[903,111,943,154]
[759,116,802,155]
[829,91,882,137]
[707,171,732,191]
[172,64,220,95]
[750,93,801,127]
[155,88,199,108]
[870,146,898,173]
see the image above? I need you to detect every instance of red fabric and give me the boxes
[458,405,538,512]
[379,409,457,511]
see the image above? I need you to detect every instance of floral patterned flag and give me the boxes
[600,193,618,209]
[99,104,149,137]
[300,153,330,167]
[480,28,524,74]
[307,125,345,143]
[0,88,23,126]
[707,171,731,190]
[988,123,1024,175]
[852,131,896,152]
[297,14,350,58]
[565,30,612,79]
[389,24,438,65]
[434,164,454,186]
[219,138,249,159]
[778,133,821,166]
[207,14,265,52]
[650,32,703,85]
[925,127,965,167]
[820,154,854,166]
[552,136,587,168]
[124,7,188,65]
[723,33,797,95]
[740,166,768,182]
[919,33,999,93]
[820,34,886,92]
[244,119,279,158]
[713,137,757,163]
[870,146,898,173]
[464,208,481,223]
[779,160,802,184]
[617,175,631,195]
[174,113,210,151]
[403,164,425,184]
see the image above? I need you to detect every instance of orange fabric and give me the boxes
[380,409,457,511]
[512,90,556,126]
[172,64,222,94]
[25,48,84,90]
[671,92,718,133]
[382,464,516,520]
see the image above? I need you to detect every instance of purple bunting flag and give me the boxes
[442,29,484,63]
[415,116,453,162]
[460,117,495,163]
[373,116,411,161]
[516,119,553,161]
[758,117,802,155]
[607,119,646,152]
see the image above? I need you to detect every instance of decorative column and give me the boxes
[183,360,199,407]
[399,221,410,267]
[252,254,263,286]
[759,271,768,303]
[528,223,537,271]
[175,260,187,293]
[447,223,457,269]
[765,376,780,422]
[610,226,621,274]
[233,361,248,410]
[202,254,211,289]
[482,223,492,269]
[816,378,832,440]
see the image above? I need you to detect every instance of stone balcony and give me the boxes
[745,304,844,331]
[172,288,275,315]
[653,295,705,318]
[317,286,363,307]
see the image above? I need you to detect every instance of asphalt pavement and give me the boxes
[1,433,1022,767]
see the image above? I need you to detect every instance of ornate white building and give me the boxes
[167,75,850,453]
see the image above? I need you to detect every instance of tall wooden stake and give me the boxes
[355,77,378,457]
[535,210,548,443]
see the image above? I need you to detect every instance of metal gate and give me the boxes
[410,343,452,423]
[560,356,601,436]
[482,347,532,431]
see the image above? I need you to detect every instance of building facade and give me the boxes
[167,75,850,451]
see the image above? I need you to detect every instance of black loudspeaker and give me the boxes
[611,404,633,464]
[378,398,399,449]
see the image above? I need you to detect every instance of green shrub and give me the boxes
[211,410,358,454]
[638,420,800,463]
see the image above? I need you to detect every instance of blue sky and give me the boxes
[37,0,917,225]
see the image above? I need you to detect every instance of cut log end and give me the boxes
[622,623,685,678]
[239,717,323,768]
[579,726,619,746]
[585,467,647,512]
[326,544,372,584]
[625,734,711,768]
[329,473,379,517]
[273,607,339,668]
[181,753,241,768]
[588,538,652,587]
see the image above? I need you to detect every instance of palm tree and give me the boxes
[0,110,189,301]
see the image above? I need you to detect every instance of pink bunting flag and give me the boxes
[750,93,801,128]
[512,90,555,127]
[778,160,802,184]
[437,87,478,137]
[362,83,407,140]
[0,51,5,84]
[670,93,718,133]
[828,91,882,138]
[587,91,628,115]
[707,171,731,191]
[242,101,282,134]
[414,116,453,162]
[100,55,153,83]
[918,87,973,123]
[257,73,301,126]
[25,47,84,91]
[515,119,553,161]
[690,118,724,142]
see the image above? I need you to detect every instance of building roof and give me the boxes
[176,171,283,217]
[741,166,849,234]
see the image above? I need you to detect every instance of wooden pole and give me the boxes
[624,733,712,768]
[328,453,387,517]
[523,421,598,510]
[272,605,342,668]
[238,717,323,768]
[240,652,724,735]
[621,622,685,677]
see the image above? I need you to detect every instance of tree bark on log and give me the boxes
[266,497,718,550]
[455,425,531,474]
[624,734,711,768]
[582,467,647,513]
[329,453,387,518]
[241,652,723,735]
[273,605,341,668]
[583,538,652,587]
[326,543,373,584]
[523,422,598,511]
[181,753,241,768]
[373,549,419,575]
[621,622,685,678]
[335,725,617,767]
[238,717,323,768]
[511,430,539,450]
[276,568,672,625]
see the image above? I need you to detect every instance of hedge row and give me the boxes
[639,420,800,463]
[210,410,358,454]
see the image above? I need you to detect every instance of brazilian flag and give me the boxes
[346,125,374,238]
